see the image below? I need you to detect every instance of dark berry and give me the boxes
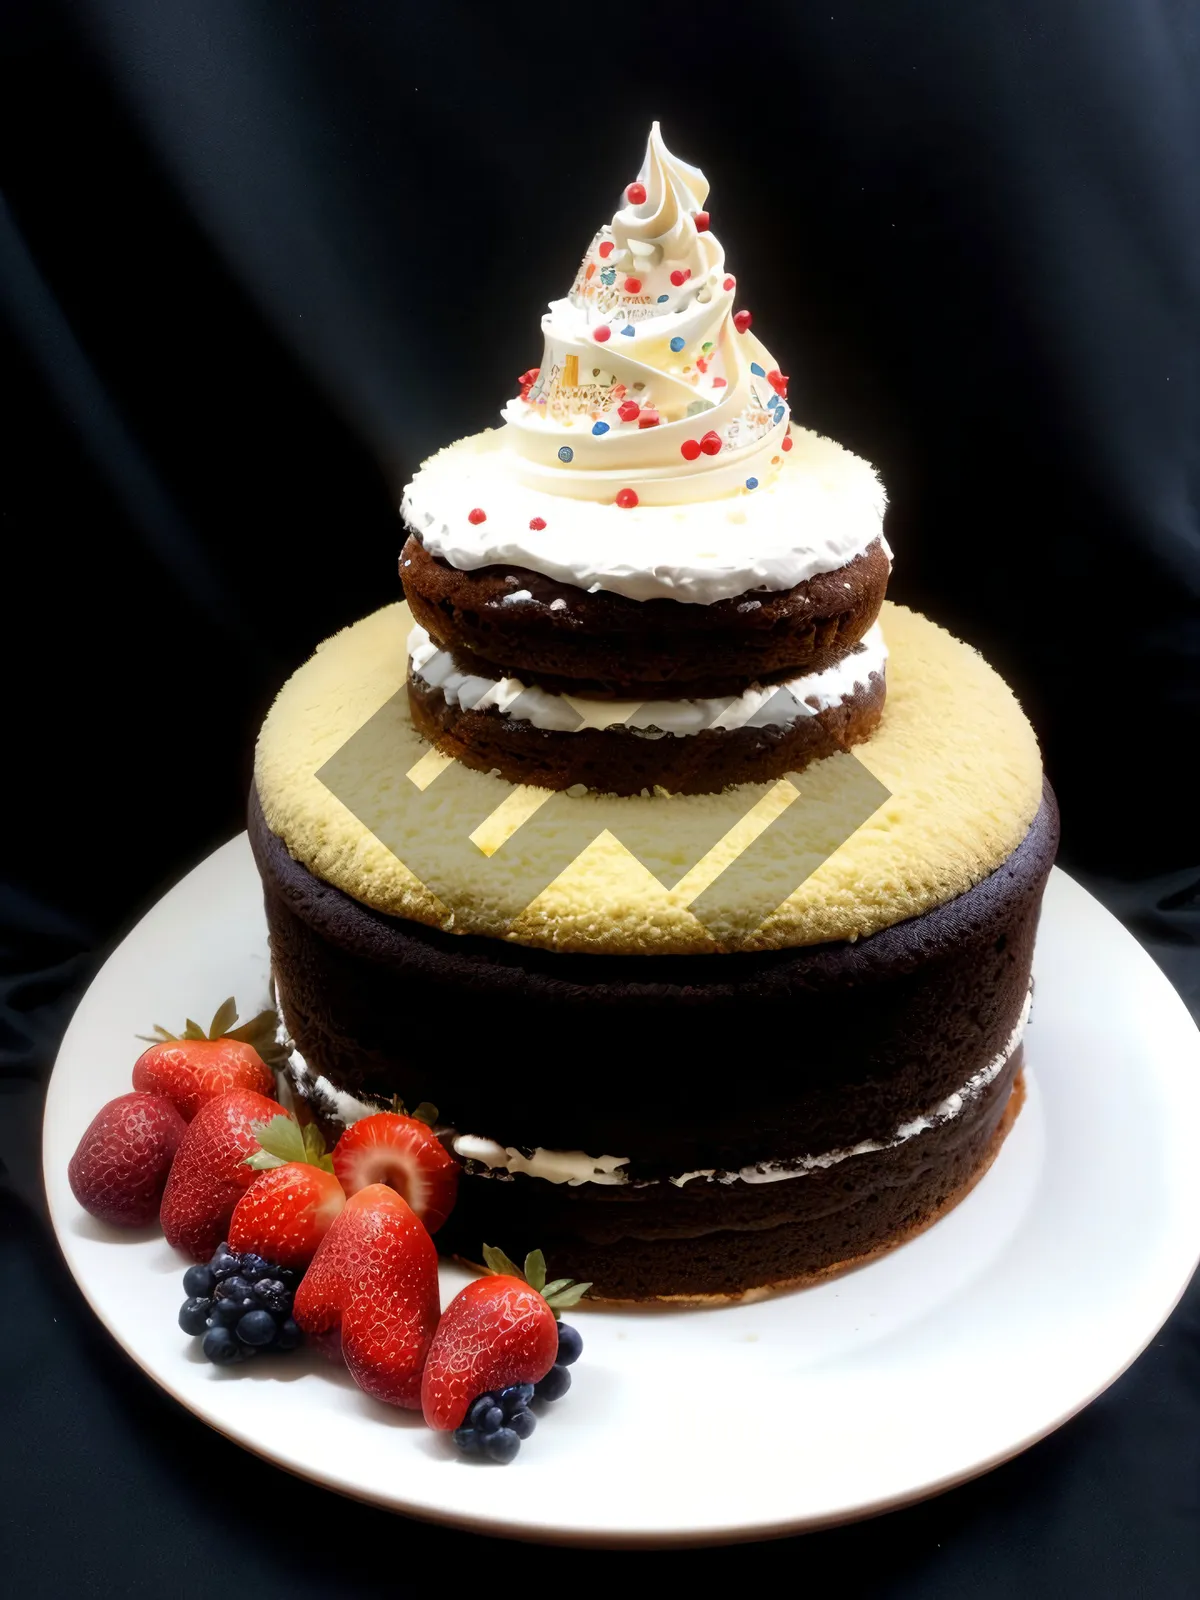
[453,1426,482,1455]
[467,1393,500,1428]
[275,1266,299,1289]
[215,1275,254,1303]
[556,1323,583,1366]
[178,1297,212,1337]
[182,1265,215,1299]
[236,1310,279,1347]
[499,1383,535,1414]
[238,1253,272,1280]
[509,1408,536,1440]
[210,1298,245,1328]
[535,1364,572,1402]
[481,1428,520,1464]
[208,1245,240,1280]
[275,1318,303,1351]
[478,1405,504,1435]
[253,1278,291,1313]
[202,1326,241,1365]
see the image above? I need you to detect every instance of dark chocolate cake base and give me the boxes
[250,781,1056,1300]
[400,534,890,697]
[406,667,886,795]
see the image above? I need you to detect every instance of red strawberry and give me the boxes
[421,1248,590,1431]
[228,1163,345,1269]
[68,1092,187,1227]
[331,1112,458,1234]
[159,1089,281,1260]
[293,1183,440,1407]
[132,997,279,1120]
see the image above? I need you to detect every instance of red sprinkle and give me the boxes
[712,376,727,387]
[781,435,793,452]
[624,276,642,293]
[700,430,723,456]
[638,410,661,429]
[598,240,615,258]
[593,325,611,342]
[626,182,647,205]
[723,276,735,291]
[767,369,789,397]
[669,268,691,286]
[615,488,639,508]
[680,439,702,461]
[467,508,487,525]
[529,517,546,530]
[733,310,753,334]
[617,400,641,422]
[694,211,710,231]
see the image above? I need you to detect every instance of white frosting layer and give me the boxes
[408,622,888,736]
[402,426,887,606]
[451,993,1031,1191]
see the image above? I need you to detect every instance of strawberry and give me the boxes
[228,1115,346,1269]
[133,997,280,1121]
[421,1247,590,1431]
[331,1111,458,1234]
[68,1092,187,1227]
[159,1089,281,1260]
[292,1183,440,1407]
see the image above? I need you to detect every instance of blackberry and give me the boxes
[177,1243,304,1364]
[453,1385,538,1464]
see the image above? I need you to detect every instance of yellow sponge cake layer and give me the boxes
[254,601,1043,956]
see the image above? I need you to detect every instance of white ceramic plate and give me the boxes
[43,838,1200,1546]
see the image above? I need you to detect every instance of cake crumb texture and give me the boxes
[254,600,1043,954]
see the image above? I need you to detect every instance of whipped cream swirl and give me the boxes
[499,121,790,505]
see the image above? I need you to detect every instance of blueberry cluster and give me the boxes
[178,1242,302,1364]
[453,1321,583,1464]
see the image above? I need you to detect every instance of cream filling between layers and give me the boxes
[449,992,1031,1189]
[407,621,888,737]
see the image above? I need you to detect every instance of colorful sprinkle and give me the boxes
[712,376,727,387]
[669,268,691,286]
[657,294,669,303]
[558,445,574,462]
[745,477,759,490]
[599,266,616,285]
[615,487,639,508]
[626,182,647,204]
[723,276,735,291]
[680,439,702,461]
[585,262,596,280]
[781,436,793,452]
[529,517,547,530]
[638,410,661,429]
[618,400,641,421]
[624,277,642,292]
[592,420,610,435]
[593,325,611,343]
[670,335,685,352]
[700,430,723,456]
[599,240,615,258]
[467,508,487,524]
[702,341,713,353]
[768,369,788,396]
[733,310,753,334]
[620,324,636,336]
[750,362,765,377]
[694,211,710,231]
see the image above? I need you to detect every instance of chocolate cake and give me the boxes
[250,125,1056,1300]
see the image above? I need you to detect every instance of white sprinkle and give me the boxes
[549,598,568,612]
[502,589,533,604]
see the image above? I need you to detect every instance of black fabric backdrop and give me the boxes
[2,1,1198,1590]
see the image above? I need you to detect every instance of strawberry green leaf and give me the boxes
[301,1122,336,1174]
[542,1280,592,1313]
[482,1244,523,1279]
[207,997,239,1039]
[245,1150,286,1171]
[411,1101,439,1127]
[252,1114,307,1165]
[523,1249,547,1293]
[136,1024,177,1044]
[225,1008,290,1071]
[539,1278,575,1299]
[182,1019,207,1040]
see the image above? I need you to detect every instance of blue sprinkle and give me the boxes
[620,324,636,336]
[750,362,765,377]
[773,405,786,422]
[657,294,669,303]
[746,477,759,489]
[670,336,685,352]
[600,267,616,285]
[592,421,610,435]
[558,446,574,463]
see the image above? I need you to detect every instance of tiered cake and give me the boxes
[251,126,1057,1300]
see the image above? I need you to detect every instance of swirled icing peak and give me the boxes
[499,122,790,506]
